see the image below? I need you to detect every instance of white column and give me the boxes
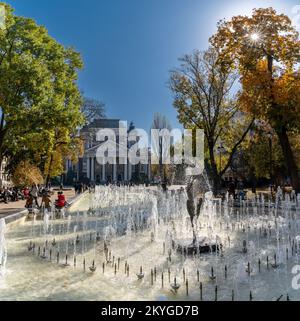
[128,162,132,180]
[124,162,128,181]
[86,157,90,179]
[91,157,95,181]
[147,163,151,180]
[113,163,117,181]
[102,163,106,181]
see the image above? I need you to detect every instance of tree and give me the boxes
[0,3,84,181]
[210,7,300,191]
[151,113,172,182]
[81,97,106,124]
[170,48,254,194]
[236,124,285,182]
[12,161,43,187]
[43,128,84,184]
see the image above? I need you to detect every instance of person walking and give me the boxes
[30,183,39,208]
[228,179,236,199]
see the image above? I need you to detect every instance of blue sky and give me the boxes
[6,0,300,131]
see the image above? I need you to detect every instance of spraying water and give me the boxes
[0,218,7,274]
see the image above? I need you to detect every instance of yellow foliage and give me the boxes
[12,161,44,187]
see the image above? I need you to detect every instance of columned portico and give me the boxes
[80,119,151,183]
[87,157,90,179]
[124,162,128,181]
[113,163,117,181]
[85,156,152,183]
[102,163,106,181]
[148,163,151,180]
[128,163,132,180]
[91,157,95,181]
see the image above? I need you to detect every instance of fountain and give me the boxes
[0,181,299,300]
[0,218,7,274]
[174,176,219,255]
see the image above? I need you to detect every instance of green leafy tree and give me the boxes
[0,3,84,181]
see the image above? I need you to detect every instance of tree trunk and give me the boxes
[276,125,300,193]
[212,174,221,196]
[267,55,300,192]
[208,142,221,195]
[45,153,54,186]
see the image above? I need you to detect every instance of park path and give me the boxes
[0,189,75,219]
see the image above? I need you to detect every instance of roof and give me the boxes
[81,119,121,132]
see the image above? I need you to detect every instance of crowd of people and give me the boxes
[0,186,25,203]
[0,183,69,215]
[227,179,246,200]
[74,181,89,194]
[23,184,69,212]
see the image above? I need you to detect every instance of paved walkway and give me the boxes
[0,188,75,219]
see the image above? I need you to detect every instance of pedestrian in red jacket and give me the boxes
[55,191,66,208]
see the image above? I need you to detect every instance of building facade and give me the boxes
[68,119,151,184]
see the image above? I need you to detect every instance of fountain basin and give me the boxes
[0,185,299,301]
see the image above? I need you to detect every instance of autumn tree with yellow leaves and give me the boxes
[12,161,43,187]
[210,7,300,191]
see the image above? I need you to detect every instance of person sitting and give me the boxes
[0,188,7,203]
[25,194,34,209]
[3,188,10,204]
[23,186,30,199]
[55,191,66,208]
[41,192,52,212]
[12,188,18,201]
[0,188,4,203]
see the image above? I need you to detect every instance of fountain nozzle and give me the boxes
[40,247,47,259]
[28,241,33,252]
[210,267,216,281]
[96,232,101,242]
[63,254,70,267]
[136,266,144,280]
[271,254,279,269]
[89,260,97,272]
[171,277,180,293]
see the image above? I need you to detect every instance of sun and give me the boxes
[250,33,260,41]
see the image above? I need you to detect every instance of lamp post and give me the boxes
[267,132,273,193]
